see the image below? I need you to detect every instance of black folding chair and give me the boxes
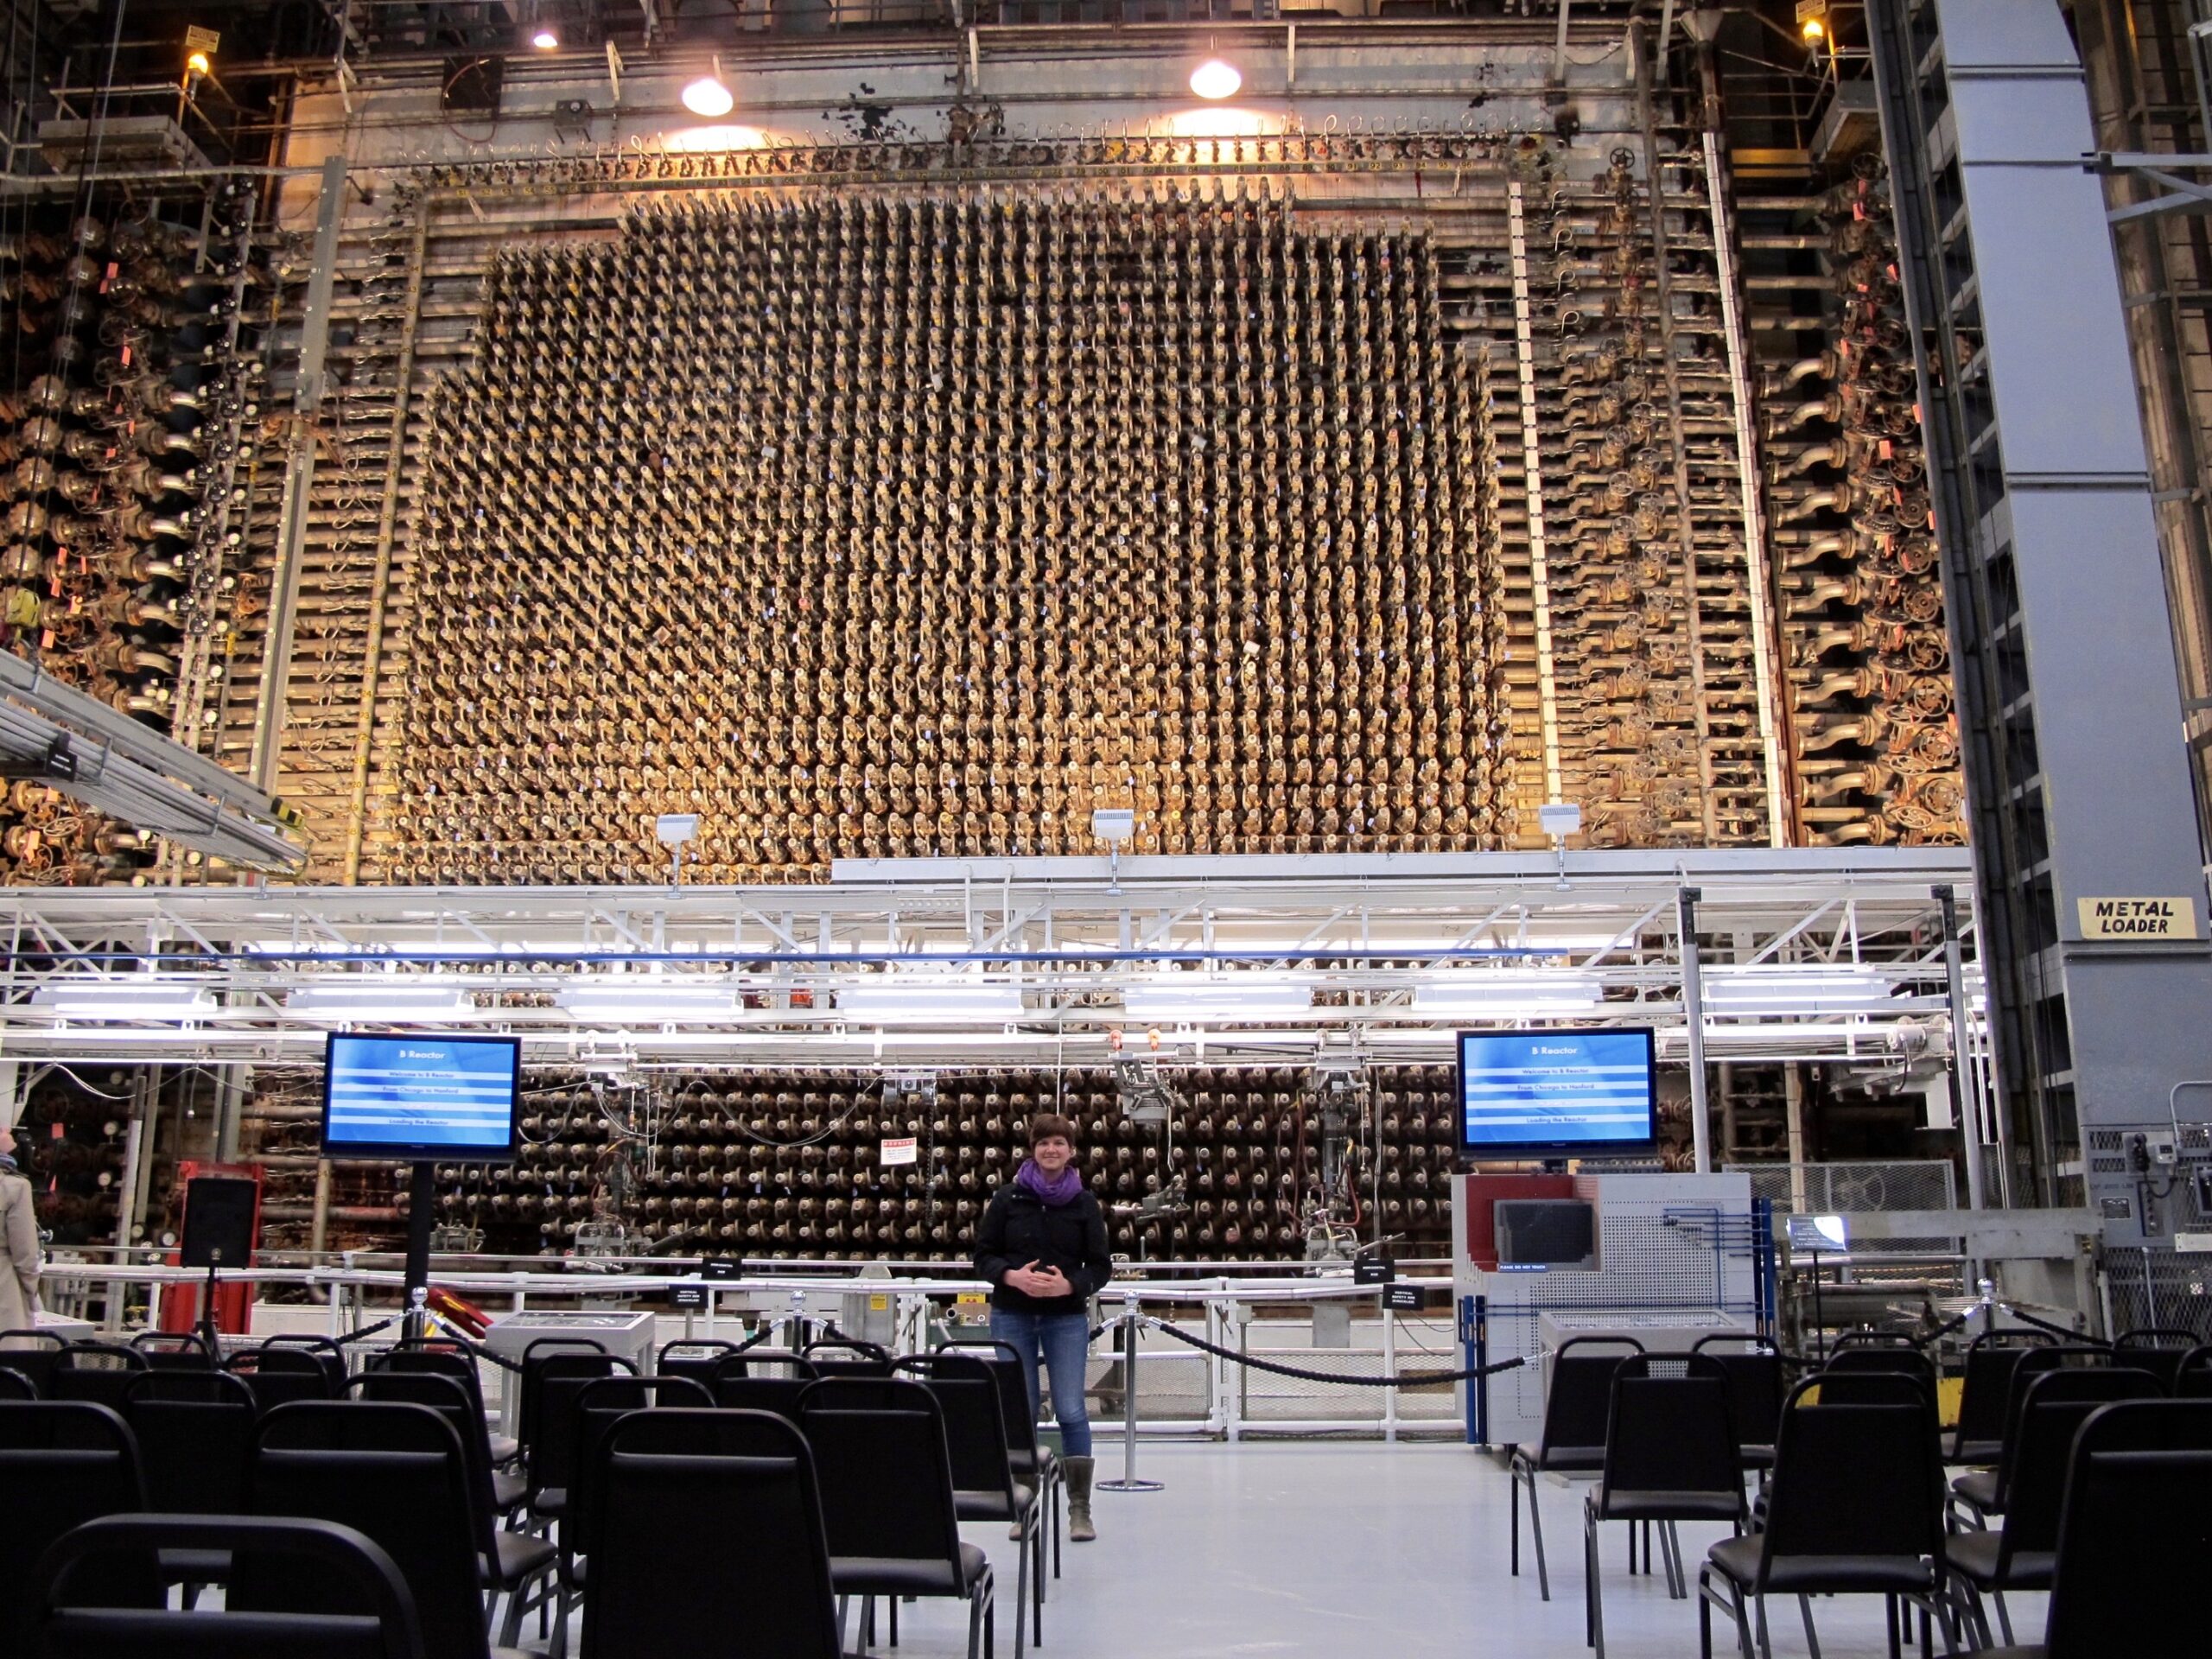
[543,1376,714,1658]
[251,1400,538,1659]
[1584,1356,1746,1659]
[799,1380,996,1659]
[898,1353,1046,1643]
[130,1332,215,1372]
[1951,1345,2132,1524]
[122,1369,259,1599]
[2111,1327,2200,1392]
[710,1350,819,1422]
[0,1401,152,1653]
[1697,1376,1952,1659]
[526,1351,634,1524]
[2179,1342,2212,1398]
[942,1337,1065,1579]
[1947,1330,2053,1464]
[378,1343,520,1468]
[50,1344,150,1414]
[1510,1335,1642,1599]
[0,1330,67,1394]
[516,1338,614,1460]
[583,1408,850,1659]
[346,1373,555,1624]
[31,1514,424,1659]
[1691,1333,1786,1471]
[228,1340,341,1412]
[803,1337,895,1377]
[1976,1441,2212,1656]
[1944,1367,2165,1645]
[655,1338,742,1389]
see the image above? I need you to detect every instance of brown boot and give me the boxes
[1065,1455,1096,1542]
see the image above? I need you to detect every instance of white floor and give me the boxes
[546,1441,2015,1658]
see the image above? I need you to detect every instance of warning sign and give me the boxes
[880,1136,918,1167]
[2077,896,2201,940]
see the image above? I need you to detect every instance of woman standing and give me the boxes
[974,1113,1113,1541]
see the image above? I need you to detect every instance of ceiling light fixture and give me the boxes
[1120,976,1312,1023]
[1189,58,1242,100]
[836,981,1025,1025]
[1700,964,1893,1014]
[556,982,743,1023]
[531,29,560,50]
[1411,970,1604,1016]
[683,60,734,118]
[31,984,214,1021]
[288,985,474,1022]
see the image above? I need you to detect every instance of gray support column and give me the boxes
[1679,885,1712,1173]
[1936,883,1984,1211]
[1870,0,2212,1242]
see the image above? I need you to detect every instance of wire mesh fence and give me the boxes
[1730,1160,1960,1255]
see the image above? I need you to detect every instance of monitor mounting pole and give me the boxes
[402,1160,436,1341]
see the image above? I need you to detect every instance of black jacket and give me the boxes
[973,1182,1113,1315]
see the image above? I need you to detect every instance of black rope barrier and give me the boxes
[1144,1316,1526,1389]
[327,1319,397,1349]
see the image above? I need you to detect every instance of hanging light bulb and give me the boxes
[531,29,560,50]
[683,58,735,118]
[1189,59,1242,100]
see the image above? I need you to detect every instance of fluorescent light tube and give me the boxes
[1412,971,1602,1015]
[557,982,742,1022]
[1119,977,1313,1022]
[287,985,474,1021]
[31,984,214,1020]
[836,982,1024,1024]
[1701,966,1892,1013]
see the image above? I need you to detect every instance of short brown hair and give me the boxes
[1027,1113,1077,1147]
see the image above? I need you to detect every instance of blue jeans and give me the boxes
[988,1306,1093,1458]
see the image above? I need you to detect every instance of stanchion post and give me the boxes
[1097,1293,1162,1493]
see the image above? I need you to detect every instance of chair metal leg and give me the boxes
[891,1594,900,1648]
[1526,1473,1551,1601]
[1662,1522,1687,1599]
[1796,1594,1821,1659]
[1510,1464,1522,1577]
[967,1593,983,1659]
[1991,1591,2013,1647]
[1583,1500,1605,1658]
[1754,1593,1773,1659]
[1031,1507,1046,1641]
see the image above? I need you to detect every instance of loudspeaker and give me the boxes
[181,1176,258,1268]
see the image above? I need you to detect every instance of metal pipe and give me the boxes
[1703,121,1790,848]
[1631,17,1719,841]
[1507,180,1563,807]
[342,194,431,884]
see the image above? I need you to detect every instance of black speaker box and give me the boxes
[181,1176,258,1268]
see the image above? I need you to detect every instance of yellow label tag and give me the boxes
[2077,896,2201,940]
[955,1292,987,1307]
[868,1295,889,1312]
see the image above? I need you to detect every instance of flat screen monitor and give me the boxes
[1455,1027,1657,1160]
[321,1033,520,1161]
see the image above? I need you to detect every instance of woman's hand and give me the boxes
[1003,1261,1071,1298]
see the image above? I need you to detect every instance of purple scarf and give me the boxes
[1015,1158,1083,1207]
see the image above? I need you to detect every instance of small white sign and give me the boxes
[184,24,220,54]
[880,1136,918,1167]
[2076,896,2201,940]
